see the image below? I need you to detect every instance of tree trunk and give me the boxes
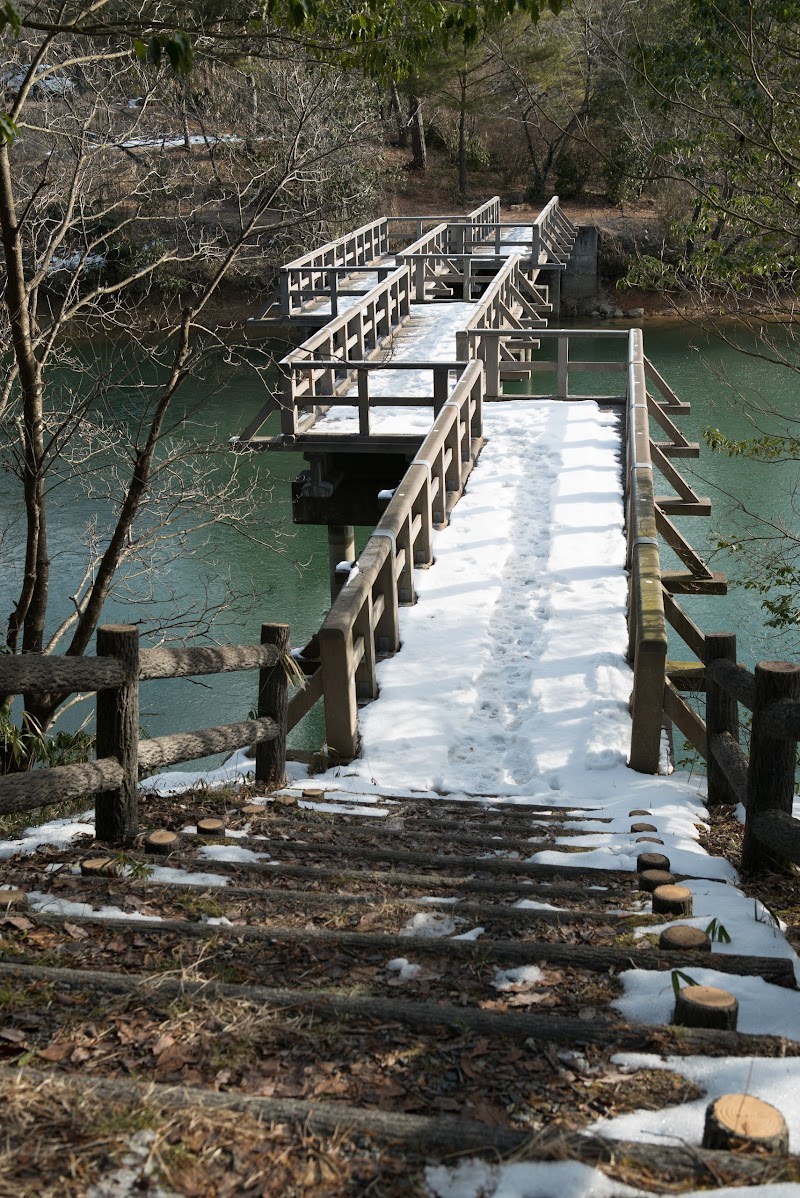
[0,146,50,661]
[458,71,468,200]
[389,80,407,148]
[408,92,427,171]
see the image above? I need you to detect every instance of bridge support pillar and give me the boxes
[328,524,356,602]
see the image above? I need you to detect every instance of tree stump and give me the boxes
[638,869,675,892]
[652,884,693,917]
[0,889,25,907]
[659,925,711,952]
[636,836,664,844]
[144,829,179,854]
[637,852,670,873]
[629,809,652,817]
[674,985,738,1030]
[80,856,116,876]
[702,1094,789,1154]
[197,818,225,837]
[241,804,266,817]
[630,822,658,834]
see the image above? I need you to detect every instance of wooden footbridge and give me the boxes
[231,195,733,780]
[2,197,800,1195]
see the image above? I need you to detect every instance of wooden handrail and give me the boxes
[318,361,484,759]
[0,622,292,844]
[626,328,669,774]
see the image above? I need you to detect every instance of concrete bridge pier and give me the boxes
[562,225,598,308]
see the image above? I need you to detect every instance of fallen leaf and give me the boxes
[0,916,33,931]
[507,991,559,1008]
[38,1042,71,1062]
[0,1027,26,1044]
[64,922,89,940]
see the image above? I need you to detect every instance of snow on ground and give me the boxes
[591,1055,800,1149]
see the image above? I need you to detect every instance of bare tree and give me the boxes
[0,24,378,763]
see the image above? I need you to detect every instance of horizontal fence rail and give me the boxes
[0,623,292,844]
[317,360,485,759]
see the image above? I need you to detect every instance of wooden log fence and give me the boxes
[317,360,485,759]
[0,623,293,845]
[660,631,800,874]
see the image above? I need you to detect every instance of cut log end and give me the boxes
[638,869,675,892]
[674,984,739,1031]
[0,889,26,906]
[240,804,267,817]
[80,856,117,877]
[630,822,658,834]
[144,829,179,854]
[703,1093,789,1154]
[659,924,711,952]
[652,884,693,917]
[197,818,226,836]
[636,852,671,873]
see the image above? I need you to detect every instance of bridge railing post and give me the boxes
[557,334,569,399]
[357,368,370,436]
[411,468,433,566]
[433,364,449,414]
[319,624,359,761]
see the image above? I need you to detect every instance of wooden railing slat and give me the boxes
[139,643,280,681]
[0,757,124,814]
[138,717,278,775]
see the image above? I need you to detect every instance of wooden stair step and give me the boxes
[7,1066,800,1188]
[21,911,797,985]
[148,837,634,881]
[1,961,795,1058]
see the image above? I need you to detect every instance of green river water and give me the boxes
[2,321,796,762]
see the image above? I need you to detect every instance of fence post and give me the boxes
[256,623,290,790]
[705,633,739,807]
[741,661,800,872]
[95,624,139,845]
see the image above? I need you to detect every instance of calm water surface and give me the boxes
[3,323,796,761]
